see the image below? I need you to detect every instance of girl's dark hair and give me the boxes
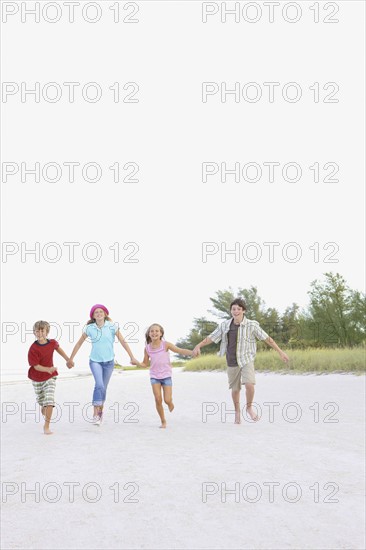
[86,315,112,325]
[230,298,246,311]
[145,323,164,344]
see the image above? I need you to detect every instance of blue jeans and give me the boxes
[89,360,114,406]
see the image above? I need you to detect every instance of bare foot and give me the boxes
[168,402,174,412]
[246,406,259,422]
[43,427,53,435]
[235,411,241,424]
[159,421,167,429]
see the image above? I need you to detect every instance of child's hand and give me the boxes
[48,367,57,374]
[67,360,74,369]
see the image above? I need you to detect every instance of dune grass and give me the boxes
[183,348,366,374]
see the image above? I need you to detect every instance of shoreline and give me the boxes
[1,367,364,386]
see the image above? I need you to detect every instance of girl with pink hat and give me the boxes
[68,304,137,426]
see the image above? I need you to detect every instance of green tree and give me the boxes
[348,290,366,342]
[177,287,281,354]
[262,307,281,341]
[176,317,218,357]
[208,288,236,319]
[177,275,365,354]
[280,303,302,347]
[208,286,270,324]
[307,272,365,347]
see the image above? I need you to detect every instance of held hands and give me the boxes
[192,346,201,358]
[66,359,74,369]
[130,357,139,366]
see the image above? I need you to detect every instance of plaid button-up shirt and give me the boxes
[209,317,269,367]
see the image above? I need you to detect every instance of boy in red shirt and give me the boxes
[28,320,73,434]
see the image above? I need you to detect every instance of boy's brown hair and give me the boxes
[33,320,50,332]
[230,298,246,311]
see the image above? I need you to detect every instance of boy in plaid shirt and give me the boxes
[193,298,289,423]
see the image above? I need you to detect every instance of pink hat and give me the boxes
[90,304,109,319]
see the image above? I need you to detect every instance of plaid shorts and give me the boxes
[32,377,57,407]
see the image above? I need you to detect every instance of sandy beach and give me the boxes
[1,369,365,550]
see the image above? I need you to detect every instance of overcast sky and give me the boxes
[2,0,365,373]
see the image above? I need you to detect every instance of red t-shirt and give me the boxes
[28,339,59,382]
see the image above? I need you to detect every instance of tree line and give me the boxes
[176,273,365,355]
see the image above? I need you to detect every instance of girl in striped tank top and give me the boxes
[133,323,193,428]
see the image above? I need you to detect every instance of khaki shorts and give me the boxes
[227,362,255,390]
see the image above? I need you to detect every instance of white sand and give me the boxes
[1,369,365,550]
